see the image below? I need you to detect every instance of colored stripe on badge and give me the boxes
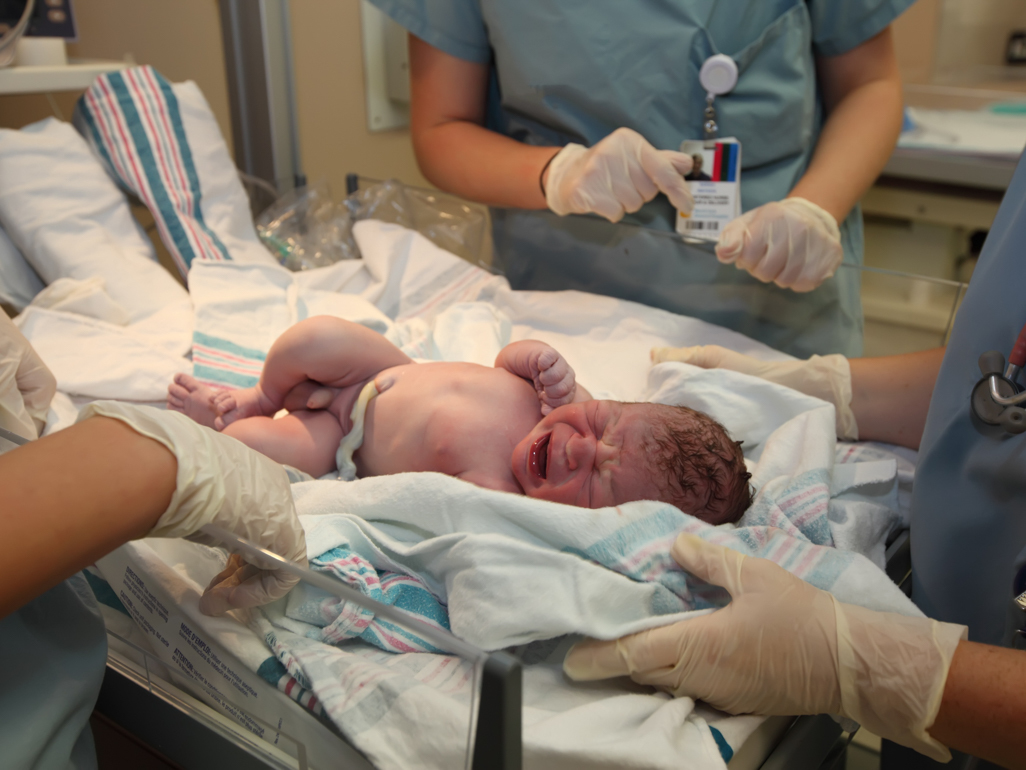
[725,142,739,182]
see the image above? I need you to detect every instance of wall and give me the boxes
[0,0,232,140]
[934,0,1026,78]
[290,0,427,196]
[891,0,940,85]
[0,0,426,199]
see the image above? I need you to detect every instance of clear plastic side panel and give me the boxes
[296,176,969,359]
[489,207,865,359]
[102,623,488,770]
[0,431,23,456]
[94,538,494,770]
[858,264,968,356]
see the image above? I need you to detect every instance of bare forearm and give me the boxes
[409,34,558,209]
[414,121,557,208]
[0,417,176,616]
[928,641,1026,769]
[789,29,903,223]
[848,348,944,449]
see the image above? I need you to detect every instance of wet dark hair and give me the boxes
[644,403,753,525]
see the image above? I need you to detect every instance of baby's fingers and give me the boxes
[534,347,561,372]
[541,377,575,399]
[212,391,236,415]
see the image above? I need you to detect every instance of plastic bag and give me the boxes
[256,182,358,271]
[346,179,488,264]
[256,179,489,271]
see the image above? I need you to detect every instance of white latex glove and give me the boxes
[545,127,694,223]
[652,344,858,440]
[715,197,843,292]
[564,534,966,762]
[77,401,307,616]
[0,309,56,440]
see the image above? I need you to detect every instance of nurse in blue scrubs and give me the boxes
[562,155,1026,768]
[367,0,914,357]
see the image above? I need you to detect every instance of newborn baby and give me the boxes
[169,317,751,524]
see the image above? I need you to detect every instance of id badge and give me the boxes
[675,138,742,242]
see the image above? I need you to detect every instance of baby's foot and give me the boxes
[211,384,277,430]
[167,373,220,429]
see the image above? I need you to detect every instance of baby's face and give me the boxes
[511,400,659,508]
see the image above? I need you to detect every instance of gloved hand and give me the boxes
[77,400,307,616]
[563,534,966,762]
[715,197,843,292]
[652,344,858,440]
[545,128,694,223]
[0,309,57,440]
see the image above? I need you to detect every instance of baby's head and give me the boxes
[511,400,752,524]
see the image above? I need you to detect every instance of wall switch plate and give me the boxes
[360,1,409,132]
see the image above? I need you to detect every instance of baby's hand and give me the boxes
[531,346,576,415]
[211,384,277,430]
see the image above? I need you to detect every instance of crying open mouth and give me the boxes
[531,434,550,479]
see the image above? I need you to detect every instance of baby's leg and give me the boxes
[167,373,222,429]
[222,410,344,478]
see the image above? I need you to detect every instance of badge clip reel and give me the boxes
[699,54,738,140]
[971,321,1026,434]
[676,55,741,242]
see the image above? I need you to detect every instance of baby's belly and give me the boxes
[354,363,541,482]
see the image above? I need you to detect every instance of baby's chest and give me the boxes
[372,385,534,473]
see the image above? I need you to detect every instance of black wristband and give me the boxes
[539,149,560,200]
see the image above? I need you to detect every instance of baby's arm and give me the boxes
[215,317,411,428]
[494,340,590,414]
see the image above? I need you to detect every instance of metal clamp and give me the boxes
[971,352,1026,434]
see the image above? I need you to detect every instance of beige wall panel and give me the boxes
[67,0,232,152]
[892,0,940,85]
[290,0,427,198]
[0,0,232,148]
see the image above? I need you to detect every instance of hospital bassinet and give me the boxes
[86,178,932,770]
[90,528,913,770]
[0,89,951,766]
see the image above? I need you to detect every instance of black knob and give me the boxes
[979,350,1006,377]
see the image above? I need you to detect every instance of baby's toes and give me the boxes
[173,372,200,391]
[167,382,190,401]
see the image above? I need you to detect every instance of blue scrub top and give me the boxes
[369,0,914,358]
[0,573,106,770]
[910,154,1026,646]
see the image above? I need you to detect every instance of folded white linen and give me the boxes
[27,277,131,326]
[0,118,188,322]
[0,226,44,311]
[15,306,189,400]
